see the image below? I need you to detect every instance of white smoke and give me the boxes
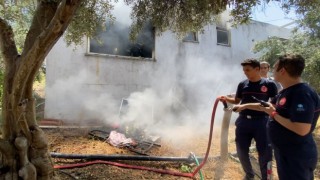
[46,2,246,147]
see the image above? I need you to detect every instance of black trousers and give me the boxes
[235,115,272,180]
[274,145,317,180]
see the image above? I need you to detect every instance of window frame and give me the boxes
[182,32,199,43]
[216,27,230,47]
[87,21,156,60]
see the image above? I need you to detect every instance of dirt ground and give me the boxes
[44,122,320,180]
[47,125,244,180]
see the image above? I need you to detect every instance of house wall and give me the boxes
[44,20,291,124]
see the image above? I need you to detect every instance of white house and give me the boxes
[44,11,291,129]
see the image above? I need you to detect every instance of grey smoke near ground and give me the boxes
[121,54,242,142]
[45,70,120,124]
[46,59,242,144]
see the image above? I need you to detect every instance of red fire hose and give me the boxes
[54,97,222,179]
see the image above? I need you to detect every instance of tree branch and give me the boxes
[21,0,60,56]
[0,18,19,64]
[13,0,82,104]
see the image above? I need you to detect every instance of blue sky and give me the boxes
[251,1,297,28]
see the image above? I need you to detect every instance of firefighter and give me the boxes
[220,58,278,180]
[236,54,320,180]
[260,61,282,92]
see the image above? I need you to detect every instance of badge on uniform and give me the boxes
[296,104,305,112]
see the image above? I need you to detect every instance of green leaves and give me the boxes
[127,0,227,40]
[253,32,320,93]
[64,0,115,46]
[279,0,320,38]
[253,36,288,65]
[229,0,258,25]
[0,0,35,52]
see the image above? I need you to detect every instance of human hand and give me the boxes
[218,96,229,109]
[260,103,276,115]
[219,96,227,102]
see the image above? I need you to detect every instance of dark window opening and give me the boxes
[183,32,198,42]
[217,27,230,46]
[90,21,155,58]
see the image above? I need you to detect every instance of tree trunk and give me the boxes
[0,0,82,179]
[1,57,52,179]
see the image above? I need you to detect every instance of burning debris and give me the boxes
[107,131,136,147]
[88,125,161,155]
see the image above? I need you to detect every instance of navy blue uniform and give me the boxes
[269,83,320,180]
[235,78,278,180]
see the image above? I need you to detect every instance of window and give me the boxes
[216,27,230,46]
[89,21,155,58]
[183,32,198,42]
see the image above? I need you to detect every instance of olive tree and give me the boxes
[0,1,113,179]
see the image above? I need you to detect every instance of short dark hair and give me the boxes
[241,58,260,68]
[276,54,305,77]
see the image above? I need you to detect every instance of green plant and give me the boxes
[180,164,192,173]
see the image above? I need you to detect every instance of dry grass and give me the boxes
[47,126,246,179]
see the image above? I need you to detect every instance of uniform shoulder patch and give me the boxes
[261,86,268,92]
[279,97,286,106]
